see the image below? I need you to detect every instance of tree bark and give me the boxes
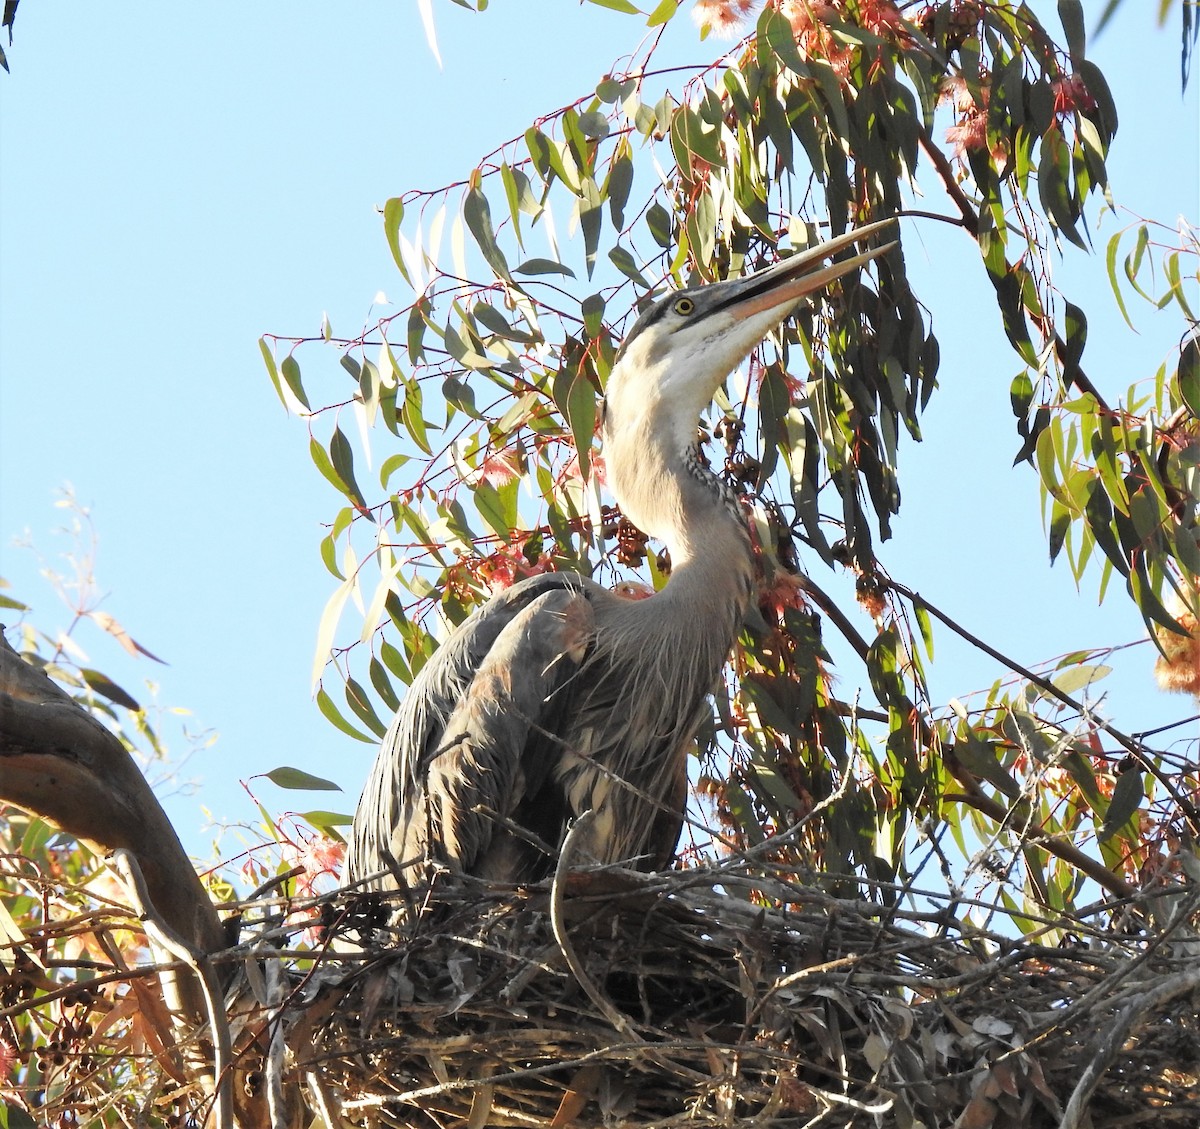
[0,632,226,1021]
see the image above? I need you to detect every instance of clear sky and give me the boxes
[1,2,1196,864]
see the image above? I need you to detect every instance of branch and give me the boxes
[111,849,233,1129]
[0,632,227,1008]
[916,125,980,237]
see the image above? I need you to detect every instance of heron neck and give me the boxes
[604,420,754,607]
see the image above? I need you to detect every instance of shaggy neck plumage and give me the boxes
[602,401,754,633]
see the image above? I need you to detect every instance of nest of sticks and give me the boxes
[8,851,1200,1128]
[247,858,1200,1129]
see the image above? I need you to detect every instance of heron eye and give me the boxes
[673,297,695,316]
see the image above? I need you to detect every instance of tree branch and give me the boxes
[916,125,980,237]
[0,631,227,1022]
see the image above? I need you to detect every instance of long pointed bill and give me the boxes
[715,217,898,321]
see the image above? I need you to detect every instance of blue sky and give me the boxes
[1,2,1196,862]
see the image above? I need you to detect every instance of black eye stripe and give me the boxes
[614,292,684,361]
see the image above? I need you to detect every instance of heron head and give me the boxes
[603,218,898,455]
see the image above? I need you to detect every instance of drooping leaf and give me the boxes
[1099,768,1143,842]
[383,197,405,275]
[316,686,374,743]
[80,669,140,711]
[265,767,342,792]
[1177,334,1200,416]
[463,184,511,281]
[514,257,576,278]
[281,355,311,410]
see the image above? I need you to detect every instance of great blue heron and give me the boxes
[346,219,896,893]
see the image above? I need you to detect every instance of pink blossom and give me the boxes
[1051,73,1096,115]
[693,0,759,37]
[477,452,521,488]
[859,0,903,35]
[944,114,988,160]
[563,451,607,487]
[938,76,977,114]
[283,835,346,899]
[761,573,806,622]
[476,545,552,596]
[776,0,837,34]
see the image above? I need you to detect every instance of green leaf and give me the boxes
[1057,0,1086,62]
[317,687,374,743]
[80,669,140,711]
[1048,499,1070,562]
[369,655,401,713]
[265,767,342,791]
[474,480,513,540]
[1177,334,1200,416]
[914,604,934,661]
[310,436,348,496]
[514,257,576,278]
[761,7,809,76]
[1099,768,1143,842]
[552,347,598,478]
[723,780,765,844]
[582,293,606,339]
[260,338,283,406]
[578,175,604,278]
[499,162,526,251]
[577,109,611,140]
[609,245,650,287]
[646,201,672,248]
[1059,299,1087,375]
[606,147,634,229]
[281,355,311,410]
[1051,663,1112,696]
[383,197,405,275]
[345,676,389,739]
[585,0,640,13]
[463,184,511,281]
[1104,231,1136,331]
[402,381,433,456]
[645,0,677,26]
[1038,129,1087,250]
[330,426,369,510]
[955,735,1022,801]
[298,810,353,833]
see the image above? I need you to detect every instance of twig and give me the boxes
[306,1070,351,1129]
[550,810,642,1042]
[111,849,234,1129]
[471,803,557,860]
[265,958,289,1129]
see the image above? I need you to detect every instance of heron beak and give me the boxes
[714,218,898,321]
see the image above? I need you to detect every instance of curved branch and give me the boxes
[0,633,227,999]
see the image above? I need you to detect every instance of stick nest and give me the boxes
[260,864,1200,1128]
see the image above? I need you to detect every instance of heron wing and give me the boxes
[346,573,595,889]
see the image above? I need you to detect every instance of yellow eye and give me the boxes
[673,297,695,316]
